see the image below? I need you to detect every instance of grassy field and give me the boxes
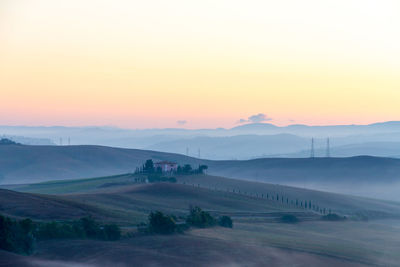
[2,174,400,266]
[2,233,369,267]
[2,173,139,194]
[2,174,399,220]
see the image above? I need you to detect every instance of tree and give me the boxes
[104,224,121,240]
[182,164,192,174]
[0,215,35,254]
[143,159,155,173]
[148,211,176,234]
[198,165,208,174]
[218,216,233,228]
[0,138,18,145]
[186,206,216,228]
[79,216,102,239]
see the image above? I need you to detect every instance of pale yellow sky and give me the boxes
[1,0,399,128]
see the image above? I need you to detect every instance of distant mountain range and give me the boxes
[1,121,400,159]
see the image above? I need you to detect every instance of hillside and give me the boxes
[205,156,400,200]
[2,145,400,200]
[4,174,400,221]
[146,134,310,159]
[3,123,400,159]
[1,176,400,266]
[0,144,199,184]
[1,235,369,267]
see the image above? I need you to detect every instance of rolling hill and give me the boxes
[3,174,400,221]
[1,174,400,266]
[2,144,400,200]
[0,144,199,184]
[146,134,311,159]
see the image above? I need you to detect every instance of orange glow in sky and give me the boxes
[1,0,399,128]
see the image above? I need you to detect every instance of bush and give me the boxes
[79,216,103,239]
[35,217,121,241]
[321,213,346,221]
[0,214,123,255]
[186,206,216,228]
[148,211,177,234]
[280,214,299,224]
[218,216,233,228]
[0,215,35,254]
[36,221,79,239]
[103,224,121,241]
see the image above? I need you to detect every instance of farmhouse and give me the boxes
[154,161,178,173]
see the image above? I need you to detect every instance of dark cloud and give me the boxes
[177,120,187,125]
[238,113,272,124]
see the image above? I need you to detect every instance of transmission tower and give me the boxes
[310,138,315,158]
[198,148,201,158]
[59,137,63,146]
[186,147,189,157]
[68,137,71,146]
[326,138,330,157]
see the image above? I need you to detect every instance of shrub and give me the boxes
[148,211,176,234]
[0,215,35,254]
[280,214,299,224]
[218,216,233,228]
[103,224,121,241]
[79,216,103,239]
[36,217,121,241]
[0,138,19,145]
[186,206,216,228]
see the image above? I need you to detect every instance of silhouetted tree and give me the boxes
[103,224,121,240]
[143,159,155,173]
[198,165,208,174]
[218,216,233,228]
[148,211,176,234]
[186,206,216,228]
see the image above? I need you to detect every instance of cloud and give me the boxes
[177,120,187,125]
[237,113,272,124]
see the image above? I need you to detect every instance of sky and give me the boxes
[1,0,399,129]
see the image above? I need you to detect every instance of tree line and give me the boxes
[182,183,333,216]
[140,206,233,235]
[0,215,121,255]
[135,159,208,175]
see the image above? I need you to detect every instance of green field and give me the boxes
[1,173,400,266]
[5,173,399,219]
